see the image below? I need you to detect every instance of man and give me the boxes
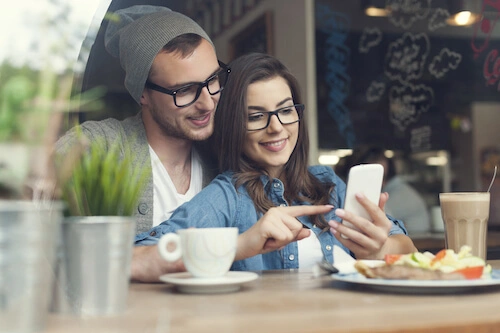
[58,5,220,233]
[57,5,328,282]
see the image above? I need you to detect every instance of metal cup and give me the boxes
[0,200,63,333]
[51,216,135,316]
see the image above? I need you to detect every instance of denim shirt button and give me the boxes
[149,231,157,237]
[138,203,149,215]
[273,182,280,188]
[288,254,295,261]
[326,245,332,251]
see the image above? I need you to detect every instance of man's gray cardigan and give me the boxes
[55,113,216,234]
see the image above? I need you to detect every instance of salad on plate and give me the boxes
[355,246,491,280]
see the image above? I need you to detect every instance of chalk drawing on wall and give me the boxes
[316,3,355,147]
[428,8,450,31]
[344,2,471,146]
[386,0,431,30]
[410,125,432,152]
[366,81,386,102]
[483,49,500,91]
[384,32,430,84]
[471,0,500,58]
[428,48,462,79]
[359,27,383,53]
[389,83,434,131]
[472,2,500,89]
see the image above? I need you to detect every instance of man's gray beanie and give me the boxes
[104,5,214,104]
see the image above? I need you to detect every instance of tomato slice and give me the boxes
[431,249,447,265]
[455,266,484,279]
[384,254,402,265]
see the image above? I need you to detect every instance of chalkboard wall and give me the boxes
[315,0,500,153]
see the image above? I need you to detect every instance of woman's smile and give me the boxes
[260,138,288,152]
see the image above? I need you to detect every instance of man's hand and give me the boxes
[130,245,186,283]
[235,205,334,261]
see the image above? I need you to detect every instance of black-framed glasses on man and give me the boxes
[145,60,231,108]
[247,104,304,131]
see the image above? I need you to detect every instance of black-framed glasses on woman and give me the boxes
[145,60,231,108]
[247,104,304,131]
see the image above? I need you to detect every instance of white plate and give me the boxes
[334,259,385,274]
[159,271,259,294]
[331,269,500,294]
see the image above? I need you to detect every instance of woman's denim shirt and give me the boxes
[135,165,407,270]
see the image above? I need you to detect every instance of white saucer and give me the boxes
[159,271,259,294]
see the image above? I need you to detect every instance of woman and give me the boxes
[136,53,416,270]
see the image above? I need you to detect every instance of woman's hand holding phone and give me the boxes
[330,192,395,259]
[329,163,397,259]
[341,164,384,237]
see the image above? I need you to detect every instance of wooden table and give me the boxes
[45,260,500,333]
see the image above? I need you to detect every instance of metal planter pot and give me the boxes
[51,216,136,316]
[0,200,63,333]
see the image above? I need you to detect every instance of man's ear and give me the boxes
[140,90,148,106]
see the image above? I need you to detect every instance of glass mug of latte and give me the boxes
[439,192,490,260]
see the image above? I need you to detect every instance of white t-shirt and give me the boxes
[149,146,203,227]
[298,231,323,269]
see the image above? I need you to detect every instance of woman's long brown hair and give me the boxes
[212,53,335,229]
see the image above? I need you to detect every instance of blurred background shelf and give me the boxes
[411,231,500,260]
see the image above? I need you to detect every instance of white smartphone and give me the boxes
[341,164,384,238]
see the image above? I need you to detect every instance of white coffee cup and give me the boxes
[158,228,238,278]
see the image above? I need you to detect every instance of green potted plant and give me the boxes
[0,3,110,328]
[52,134,150,316]
[0,66,81,331]
[58,133,149,216]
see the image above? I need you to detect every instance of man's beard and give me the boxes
[150,104,213,142]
